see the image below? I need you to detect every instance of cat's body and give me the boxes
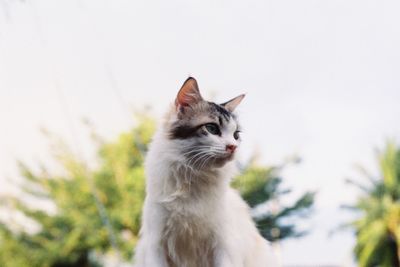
[134,78,277,267]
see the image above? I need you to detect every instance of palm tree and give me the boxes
[347,142,400,267]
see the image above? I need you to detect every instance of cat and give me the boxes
[134,77,278,267]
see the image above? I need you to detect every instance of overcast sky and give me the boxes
[1,0,400,266]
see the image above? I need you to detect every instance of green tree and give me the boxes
[0,118,314,266]
[346,142,400,267]
[233,159,315,242]
[0,117,155,267]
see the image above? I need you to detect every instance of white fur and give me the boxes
[134,110,278,267]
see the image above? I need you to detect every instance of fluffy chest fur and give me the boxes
[162,203,217,267]
[160,167,229,267]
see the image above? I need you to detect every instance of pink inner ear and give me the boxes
[176,92,192,107]
[175,77,202,108]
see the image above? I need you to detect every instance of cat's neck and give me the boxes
[174,161,230,195]
[158,161,229,205]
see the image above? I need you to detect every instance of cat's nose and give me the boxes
[226,144,237,154]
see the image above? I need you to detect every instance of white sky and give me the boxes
[1,0,400,266]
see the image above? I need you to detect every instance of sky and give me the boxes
[1,0,400,266]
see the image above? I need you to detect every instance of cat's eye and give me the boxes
[233,131,240,140]
[205,123,220,135]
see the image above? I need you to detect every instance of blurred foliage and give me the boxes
[0,116,314,267]
[233,161,315,242]
[346,142,400,267]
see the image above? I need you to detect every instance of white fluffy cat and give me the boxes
[134,77,278,267]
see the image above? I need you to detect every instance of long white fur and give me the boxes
[134,107,278,267]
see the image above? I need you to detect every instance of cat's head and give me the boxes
[167,77,244,170]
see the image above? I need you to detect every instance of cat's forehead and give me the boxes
[182,101,236,125]
[168,101,238,139]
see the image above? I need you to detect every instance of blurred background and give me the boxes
[1,0,400,266]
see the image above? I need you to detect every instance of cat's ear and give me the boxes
[175,77,203,109]
[221,94,245,112]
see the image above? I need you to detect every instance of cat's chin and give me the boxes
[211,153,235,168]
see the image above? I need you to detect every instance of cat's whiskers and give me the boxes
[187,147,225,168]
[199,147,230,170]
[182,149,220,192]
[198,153,216,170]
[186,150,211,170]
[184,147,213,160]
[182,149,210,190]
[191,152,214,169]
[180,146,214,157]
[186,148,220,167]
